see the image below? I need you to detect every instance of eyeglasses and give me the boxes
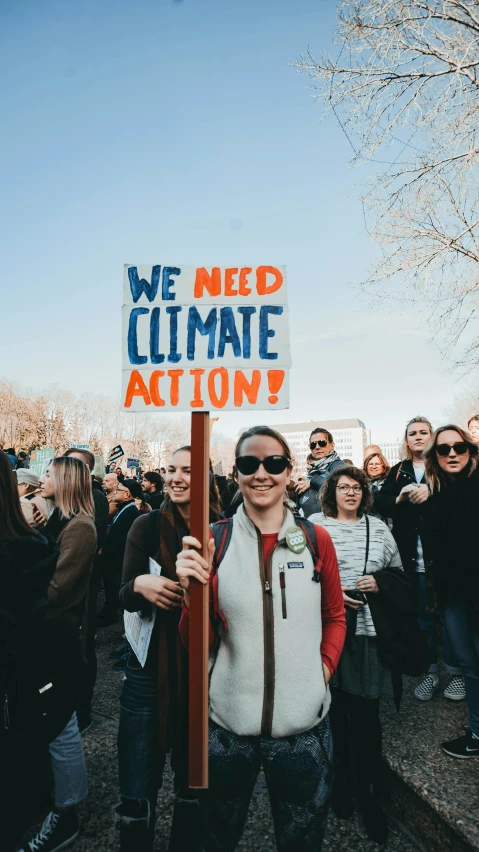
[310,440,328,450]
[337,484,362,495]
[235,455,290,476]
[436,442,469,457]
[115,486,131,495]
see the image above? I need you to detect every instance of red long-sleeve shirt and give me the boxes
[179,523,346,677]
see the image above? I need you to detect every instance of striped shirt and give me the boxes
[309,513,402,637]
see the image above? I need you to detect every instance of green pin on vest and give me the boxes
[285,526,307,554]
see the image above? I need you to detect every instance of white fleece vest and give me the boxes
[209,505,330,738]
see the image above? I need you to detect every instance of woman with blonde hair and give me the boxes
[422,425,479,758]
[375,417,464,702]
[21,457,97,852]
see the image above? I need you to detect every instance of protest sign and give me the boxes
[109,444,124,463]
[127,457,140,469]
[121,264,290,412]
[30,448,54,477]
[70,443,91,450]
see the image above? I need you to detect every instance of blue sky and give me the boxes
[0,0,463,440]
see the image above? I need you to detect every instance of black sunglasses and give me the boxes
[310,439,328,449]
[235,455,290,475]
[436,442,469,457]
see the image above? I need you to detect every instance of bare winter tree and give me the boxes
[295,0,479,367]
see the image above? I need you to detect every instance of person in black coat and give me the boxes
[97,479,142,626]
[0,451,59,851]
[375,417,463,703]
[422,425,479,758]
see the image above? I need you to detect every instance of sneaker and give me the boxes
[414,674,439,701]
[441,732,479,759]
[19,808,79,851]
[443,676,466,701]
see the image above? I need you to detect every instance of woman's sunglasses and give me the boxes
[310,440,328,449]
[436,442,469,457]
[235,455,290,475]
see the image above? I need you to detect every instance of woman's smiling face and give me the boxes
[166,450,191,505]
[235,435,291,513]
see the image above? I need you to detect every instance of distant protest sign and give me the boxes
[30,448,54,477]
[121,264,290,412]
[109,444,124,463]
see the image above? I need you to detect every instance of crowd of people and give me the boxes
[1,414,479,852]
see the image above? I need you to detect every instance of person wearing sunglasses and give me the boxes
[309,466,402,844]
[375,417,464,703]
[97,479,143,627]
[295,427,345,518]
[176,425,346,851]
[422,425,479,758]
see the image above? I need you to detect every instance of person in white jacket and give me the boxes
[177,425,346,851]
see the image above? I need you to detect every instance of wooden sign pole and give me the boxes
[188,411,210,788]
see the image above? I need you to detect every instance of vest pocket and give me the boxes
[279,564,287,619]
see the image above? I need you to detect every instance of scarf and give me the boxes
[307,449,340,479]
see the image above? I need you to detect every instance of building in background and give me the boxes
[273,418,368,475]
[371,439,402,467]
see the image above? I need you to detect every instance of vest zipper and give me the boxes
[256,527,275,737]
[279,564,287,619]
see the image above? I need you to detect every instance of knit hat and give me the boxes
[15,469,40,488]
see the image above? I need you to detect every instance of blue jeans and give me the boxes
[201,717,332,851]
[49,712,88,808]
[116,661,166,826]
[116,658,198,850]
[443,604,479,737]
[416,574,461,675]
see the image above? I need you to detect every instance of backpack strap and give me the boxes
[395,463,404,483]
[296,516,322,583]
[211,518,234,569]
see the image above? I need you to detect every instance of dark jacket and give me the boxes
[299,457,345,518]
[102,502,140,567]
[422,466,479,629]
[367,565,431,708]
[0,531,59,646]
[146,489,164,510]
[375,459,426,578]
[92,479,109,551]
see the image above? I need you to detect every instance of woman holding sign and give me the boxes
[116,446,221,852]
[177,426,346,851]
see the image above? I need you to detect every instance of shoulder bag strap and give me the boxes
[363,515,370,575]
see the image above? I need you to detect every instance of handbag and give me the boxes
[345,515,370,641]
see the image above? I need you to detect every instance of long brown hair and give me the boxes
[0,450,35,540]
[424,424,478,492]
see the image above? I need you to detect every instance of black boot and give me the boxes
[358,784,388,844]
[168,792,201,851]
[331,763,353,819]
